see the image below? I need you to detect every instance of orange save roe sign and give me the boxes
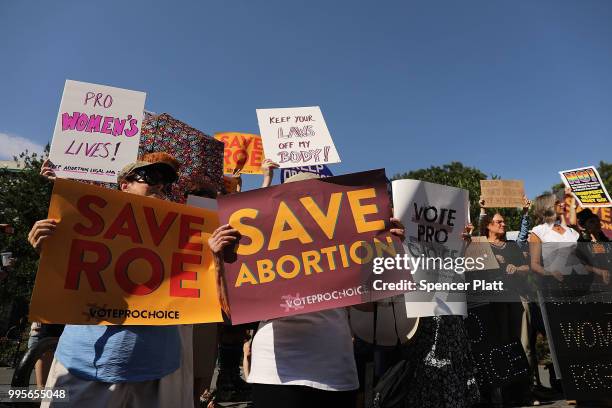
[29,179,223,325]
[215,132,265,175]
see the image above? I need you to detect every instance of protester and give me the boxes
[576,209,611,285]
[26,322,64,388]
[261,158,279,188]
[208,172,406,408]
[529,192,580,281]
[30,154,192,408]
[350,295,418,408]
[199,169,253,405]
[395,224,480,408]
[477,202,537,406]
[479,195,531,244]
[217,157,276,403]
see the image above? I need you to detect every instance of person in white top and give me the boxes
[529,192,580,281]
[207,172,406,408]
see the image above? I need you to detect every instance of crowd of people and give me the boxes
[22,152,612,408]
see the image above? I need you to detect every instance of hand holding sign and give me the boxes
[29,179,223,325]
[27,219,58,253]
[559,166,612,207]
[479,180,525,208]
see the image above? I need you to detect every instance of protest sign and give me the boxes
[215,132,265,175]
[49,80,146,183]
[479,180,525,208]
[392,179,470,317]
[464,304,530,388]
[217,169,406,324]
[280,164,333,184]
[559,166,612,207]
[541,300,612,401]
[29,179,223,325]
[256,106,341,169]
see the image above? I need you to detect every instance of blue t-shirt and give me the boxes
[55,325,180,383]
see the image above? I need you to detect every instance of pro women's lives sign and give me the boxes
[29,179,223,325]
[217,169,406,324]
[49,80,146,183]
[559,166,612,207]
[256,106,341,169]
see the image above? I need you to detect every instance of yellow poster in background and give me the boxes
[215,132,265,174]
[29,179,223,325]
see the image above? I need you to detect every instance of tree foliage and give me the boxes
[391,161,524,231]
[0,147,52,330]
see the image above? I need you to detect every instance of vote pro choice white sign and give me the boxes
[49,80,146,183]
[256,106,341,169]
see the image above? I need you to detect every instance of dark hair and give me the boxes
[479,213,493,237]
[576,209,596,227]
[479,212,506,240]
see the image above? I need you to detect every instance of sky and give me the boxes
[1,0,611,197]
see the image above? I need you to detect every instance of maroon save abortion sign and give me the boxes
[217,169,407,324]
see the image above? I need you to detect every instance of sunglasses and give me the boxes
[128,168,174,187]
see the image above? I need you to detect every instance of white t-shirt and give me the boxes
[247,308,359,391]
[531,223,583,275]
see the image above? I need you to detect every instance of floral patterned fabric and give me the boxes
[139,112,224,203]
[403,315,480,408]
[81,112,224,203]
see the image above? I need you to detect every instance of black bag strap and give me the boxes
[365,302,378,408]
[391,300,401,347]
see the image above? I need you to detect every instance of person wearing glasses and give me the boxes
[474,197,537,406]
[29,153,191,408]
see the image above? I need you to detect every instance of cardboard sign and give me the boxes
[217,169,406,324]
[559,166,612,207]
[49,80,146,183]
[392,179,470,317]
[479,180,525,208]
[541,301,612,401]
[214,132,265,175]
[280,165,333,184]
[29,179,223,325]
[256,106,341,169]
[465,304,530,388]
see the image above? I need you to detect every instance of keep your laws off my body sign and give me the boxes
[29,179,223,325]
[49,80,146,183]
[256,106,341,169]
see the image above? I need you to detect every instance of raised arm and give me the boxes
[261,159,279,188]
[208,224,240,318]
